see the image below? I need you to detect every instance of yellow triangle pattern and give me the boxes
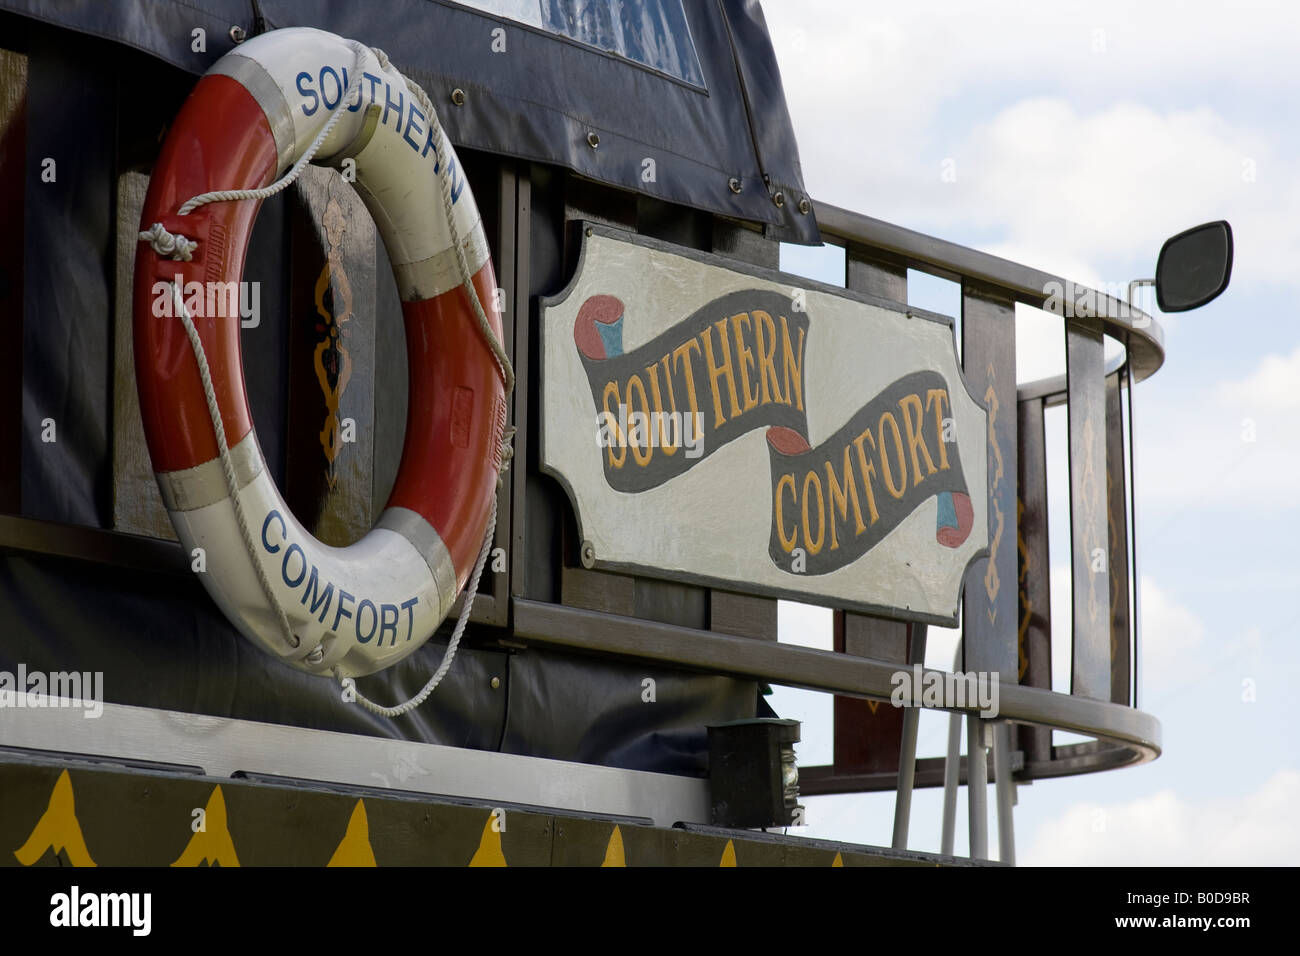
[832,852,843,867]
[327,800,377,867]
[468,813,507,867]
[172,785,240,867]
[719,839,737,867]
[13,770,96,866]
[601,825,626,866]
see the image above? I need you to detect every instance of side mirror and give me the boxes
[1155,220,1233,312]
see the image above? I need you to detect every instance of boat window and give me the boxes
[453,0,706,86]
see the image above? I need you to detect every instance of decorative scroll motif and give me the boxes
[1081,415,1103,639]
[1108,464,1124,688]
[313,196,355,489]
[984,367,1005,624]
[1017,495,1030,682]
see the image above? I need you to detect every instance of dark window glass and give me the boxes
[456,0,705,86]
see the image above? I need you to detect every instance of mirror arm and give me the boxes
[1127,278,1155,306]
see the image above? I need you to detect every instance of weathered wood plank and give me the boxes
[961,285,1018,677]
[1106,373,1131,705]
[113,171,176,539]
[1016,396,1051,764]
[832,247,910,774]
[285,167,376,545]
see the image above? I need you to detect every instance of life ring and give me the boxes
[133,28,508,678]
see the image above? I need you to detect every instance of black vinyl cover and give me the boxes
[0,15,762,777]
[0,0,819,243]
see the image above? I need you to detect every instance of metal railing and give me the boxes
[516,198,1165,860]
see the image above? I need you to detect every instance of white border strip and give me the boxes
[0,700,709,827]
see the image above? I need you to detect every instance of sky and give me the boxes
[758,0,1300,864]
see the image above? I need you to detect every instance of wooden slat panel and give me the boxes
[833,614,912,772]
[0,50,26,513]
[1126,359,1143,709]
[22,35,115,526]
[1106,373,1131,705]
[560,564,636,616]
[1066,319,1109,699]
[832,246,910,775]
[1016,397,1051,764]
[563,177,637,232]
[846,245,907,302]
[710,590,777,641]
[112,170,176,539]
[284,167,375,545]
[509,167,533,603]
[961,285,1018,677]
[711,219,778,270]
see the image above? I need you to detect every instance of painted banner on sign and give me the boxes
[541,226,989,624]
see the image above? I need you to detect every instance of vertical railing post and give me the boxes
[891,624,927,849]
[1017,396,1052,765]
[833,247,913,786]
[1105,373,1132,704]
[960,284,1018,681]
[1066,314,1110,699]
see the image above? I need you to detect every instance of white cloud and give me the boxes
[1046,567,1207,699]
[1128,343,1300,512]
[1022,769,1300,864]
[1138,576,1207,690]
[764,0,1300,289]
[1217,343,1300,411]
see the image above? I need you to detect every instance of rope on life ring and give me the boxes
[135,29,515,713]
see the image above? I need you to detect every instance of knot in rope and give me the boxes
[139,40,514,715]
[139,222,197,261]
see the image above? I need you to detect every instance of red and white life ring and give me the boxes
[133,28,508,678]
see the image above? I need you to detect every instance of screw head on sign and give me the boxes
[587,131,600,149]
[491,676,501,690]
[581,540,596,569]
[772,191,785,208]
[229,25,247,43]
[451,88,466,106]
[728,177,742,194]
[798,197,811,215]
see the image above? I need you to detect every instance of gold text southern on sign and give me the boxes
[577,289,811,493]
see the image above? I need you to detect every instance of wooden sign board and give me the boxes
[540,226,989,625]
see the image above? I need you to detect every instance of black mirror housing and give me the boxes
[1155,220,1233,312]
